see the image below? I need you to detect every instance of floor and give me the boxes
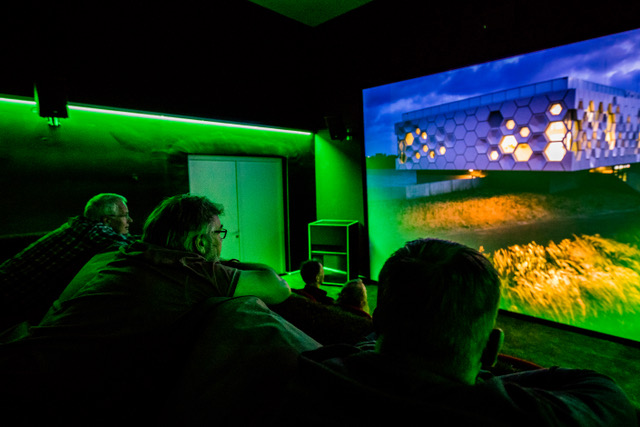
[281,272,640,407]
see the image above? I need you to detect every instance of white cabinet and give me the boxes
[188,155,286,273]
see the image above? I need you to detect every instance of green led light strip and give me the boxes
[0,96,313,136]
[0,97,36,106]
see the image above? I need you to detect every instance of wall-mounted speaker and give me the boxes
[324,115,348,141]
[34,79,68,118]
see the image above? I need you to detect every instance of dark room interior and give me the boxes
[1,0,639,423]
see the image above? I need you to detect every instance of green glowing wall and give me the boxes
[314,130,368,277]
[0,97,316,270]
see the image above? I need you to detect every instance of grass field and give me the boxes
[394,184,640,339]
[398,187,640,231]
[487,235,640,323]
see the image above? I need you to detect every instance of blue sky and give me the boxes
[362,28,640,157]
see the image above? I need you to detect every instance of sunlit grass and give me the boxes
[394,184,640,330]
[393,182,640,333]
[487,235,640,323]
[398,188,640,231]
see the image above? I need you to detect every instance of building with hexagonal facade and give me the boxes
[394,77,640,172]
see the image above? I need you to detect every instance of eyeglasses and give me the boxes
[214,228,227,239]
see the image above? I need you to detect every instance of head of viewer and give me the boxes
[300,259,324,287]
[337,279,369,312]
[142,194,226,261]
[84,193,132,235]
[374,238,504,385]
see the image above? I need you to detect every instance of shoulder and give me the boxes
[483,368,639,426]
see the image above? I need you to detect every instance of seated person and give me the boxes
[336,279,371,319]
[38,193,291,335]
[0,194,295,425]
[292,259,334,305]
[0,193,134,329]
[275,238,638,426]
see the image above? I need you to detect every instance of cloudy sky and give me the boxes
[362,28,640,157]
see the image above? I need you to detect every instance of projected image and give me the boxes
[363,28,640,342]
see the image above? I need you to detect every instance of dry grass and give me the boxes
[398,189,640,231]
[487,235,640,323]
[395,184,640,326]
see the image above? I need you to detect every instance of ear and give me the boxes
[194,235,206,255]
[480,328,504,369]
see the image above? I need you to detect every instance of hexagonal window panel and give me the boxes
[549,103,563,116]
[454,126,467,141]
[488,150,500,161]
[499,155,515,170]
[475,121,491,138]
[499,135,518,154]
[505,119,516,130]
[545,121,566,142]
[445,148,457,162]
[463,130,479,146]
[528,153,547,170]
[530,114,549,133]
[464,146,478,161]
[454,110,467,124]
[405,132,415,146]
[444,119,456,133]
[500,100,517,118]
[445,133,456,147]
[514,106,533,125]
[530,95,550,114]
[487,129,503,145]
[529,134,549,151]
[542,162,566,172]
[405,146,417,157]
[488,111,503,128]
[475,139,489,154]
[544,142,567,162]
[514,143,533,162]
[454,155,467,169]
[454,142,467,154]
[519,126,531,138]
[513,161,531,171]
[472,155,489,170]
[475,106,491,122]
[464,115,478,131]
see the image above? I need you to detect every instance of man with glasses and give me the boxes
[38,193,291,331]
[0,193,134,330]
[2,194,309,425]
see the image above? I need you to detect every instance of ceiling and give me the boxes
[247,0,374,27]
